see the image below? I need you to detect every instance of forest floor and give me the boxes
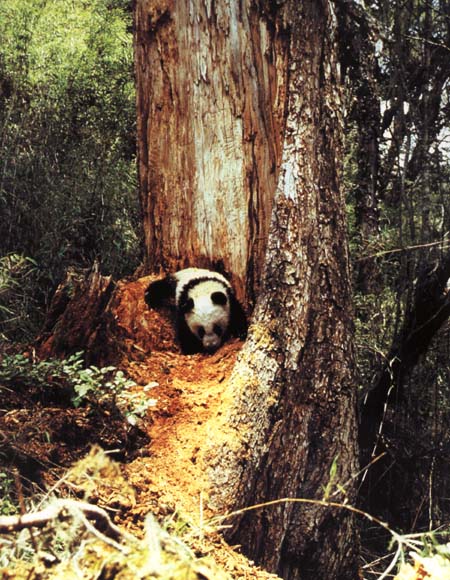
[0,276,280,579]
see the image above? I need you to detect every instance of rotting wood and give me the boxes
[36,263,115,363]
[134,0,288,306]
[36,269,176,365]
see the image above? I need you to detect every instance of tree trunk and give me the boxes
[340,3,381,293]
[37,263,116,364]
[360,250,450,459]
[135,1,359,578]
[134,0,288,306]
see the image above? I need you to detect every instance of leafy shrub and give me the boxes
[0,351,155,424]
[0,472,18,517]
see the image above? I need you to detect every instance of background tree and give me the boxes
[135,1,359,578]
[346,0,450,535]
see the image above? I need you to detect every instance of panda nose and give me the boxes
[203,337,220,352]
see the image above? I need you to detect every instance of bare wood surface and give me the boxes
[134,0,288,305]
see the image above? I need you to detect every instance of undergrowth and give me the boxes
[0,449,230,580]
[1,449,449,579]
[0,0,141,341]
[0,254,41,341]
[0,351,156,425]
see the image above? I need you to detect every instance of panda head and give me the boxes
[145,267,248,354]
[180,282,231,353]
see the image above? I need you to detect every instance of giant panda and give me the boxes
[144,267,247,354]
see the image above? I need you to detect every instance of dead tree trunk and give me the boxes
[37,264,116,364]
[134,0,288,306]
[135,1,359,578]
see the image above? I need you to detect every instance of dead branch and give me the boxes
[0,499,130,548]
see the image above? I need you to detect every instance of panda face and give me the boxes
[184,290,230,352]
[146,268,247,354]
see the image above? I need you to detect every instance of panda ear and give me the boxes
[180,297,194,314]
[211,291,227,306]
[145,276,176,308]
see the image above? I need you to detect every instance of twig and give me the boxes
[356,238,450,262]
[0,498,132,553]
[215,497,429,580]
[13,468,38,554]
[403,33,450,53]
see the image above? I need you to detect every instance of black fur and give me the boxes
[229,294,248,339]
[145,271,248,353]
[211,291,227,306]
[144,275,176,308]
[177,276,229,313]
[180,297,194,314]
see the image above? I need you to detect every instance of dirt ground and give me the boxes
[0,276,280,579]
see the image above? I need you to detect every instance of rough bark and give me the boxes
[134,0,288,305]
[203,2,359,578]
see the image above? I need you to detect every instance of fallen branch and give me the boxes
[0,499,131,552]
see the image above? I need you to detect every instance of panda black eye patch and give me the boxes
[180,297,195,313]
[197,326,205,339]
[211,291,227,305]
[213,324,223,337]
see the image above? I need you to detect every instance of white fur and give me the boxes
[174,269,231,352]
[173,268,231,302]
